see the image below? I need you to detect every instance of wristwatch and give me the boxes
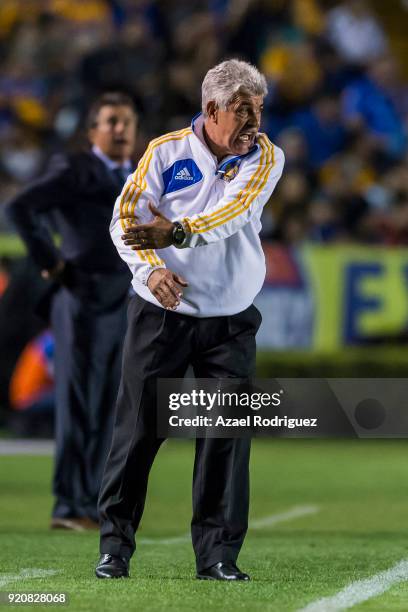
[172,221,186,246]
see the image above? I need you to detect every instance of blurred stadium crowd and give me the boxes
[1,0,408,245]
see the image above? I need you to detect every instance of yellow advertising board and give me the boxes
[304,245,408,351]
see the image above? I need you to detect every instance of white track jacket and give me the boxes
[110,113,285,317]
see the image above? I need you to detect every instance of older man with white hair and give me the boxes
[95,59,285,581]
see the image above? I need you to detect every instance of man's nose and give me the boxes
[248,110,261,127]
[115,122,126,133]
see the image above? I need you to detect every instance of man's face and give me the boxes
[89,104,137,162]
[206,91,263,158]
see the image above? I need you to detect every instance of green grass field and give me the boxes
[2,439,408,611]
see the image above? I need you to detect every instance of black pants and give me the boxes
[98,296,261,571]
[51,287,127,521]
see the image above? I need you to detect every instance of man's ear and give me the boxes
[206,101,218,123]
[87,128,95,145]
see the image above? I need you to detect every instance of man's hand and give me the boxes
[41,260,66,282]
[122,203,174,250]
[148,268,188,310]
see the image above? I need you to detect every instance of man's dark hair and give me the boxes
[86,92,137,129]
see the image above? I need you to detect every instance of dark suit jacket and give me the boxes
[7,151,131,312]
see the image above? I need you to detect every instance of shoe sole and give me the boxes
[95,570,129,579]
[196,574,250,581]
[50,520,85,532]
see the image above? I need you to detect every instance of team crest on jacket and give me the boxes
[219,160,241,182]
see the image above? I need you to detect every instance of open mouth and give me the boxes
[238,132,256,144]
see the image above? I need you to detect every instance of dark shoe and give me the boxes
[95,554,129,579]
[197,561,250,581]
[50,517,99,531]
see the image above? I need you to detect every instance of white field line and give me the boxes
[0,568,60,589]
[250,505,319,529]
[0,440,54,455]
[140,534,190,545]
[298,559,408,612]
[139,504,320,545]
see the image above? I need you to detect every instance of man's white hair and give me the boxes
[201,59,267,117]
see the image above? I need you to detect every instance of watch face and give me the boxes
[173,224,185,245]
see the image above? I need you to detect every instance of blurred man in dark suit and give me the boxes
[7,92,136,530]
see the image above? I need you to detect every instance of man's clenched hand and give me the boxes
[122,203,174,250]
[148,268,188,310]
[41,259,66,282]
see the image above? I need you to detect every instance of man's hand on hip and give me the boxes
[148,269,188,310]
[122,203,174,249]
[41,260,66,282]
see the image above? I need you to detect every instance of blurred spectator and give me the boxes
[308,196,341,242]
[291,0,325,36]
[275,127,317,189]
[0,256,10,296]
[0,257,46,415]
[315,39,360,93]
[319,134,377,199]
[272,205,309,245]
[381,190,408,245]
[164,61,200,130]
[275,169,313,209]
[227,0,290,64]
[0,125,45,182]
[79,16,163,112]
[9,330,54,411]
[261,37,322,107]
[342,54,408,159]
[292,90,348,168]
[276,128,308,170]
[326,0,388,66]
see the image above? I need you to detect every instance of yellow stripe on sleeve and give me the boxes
[119,182,136,232]
[118,127,192,267]
[201,139,275,232]
[188,135,274,233]
[188,134,272,232]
